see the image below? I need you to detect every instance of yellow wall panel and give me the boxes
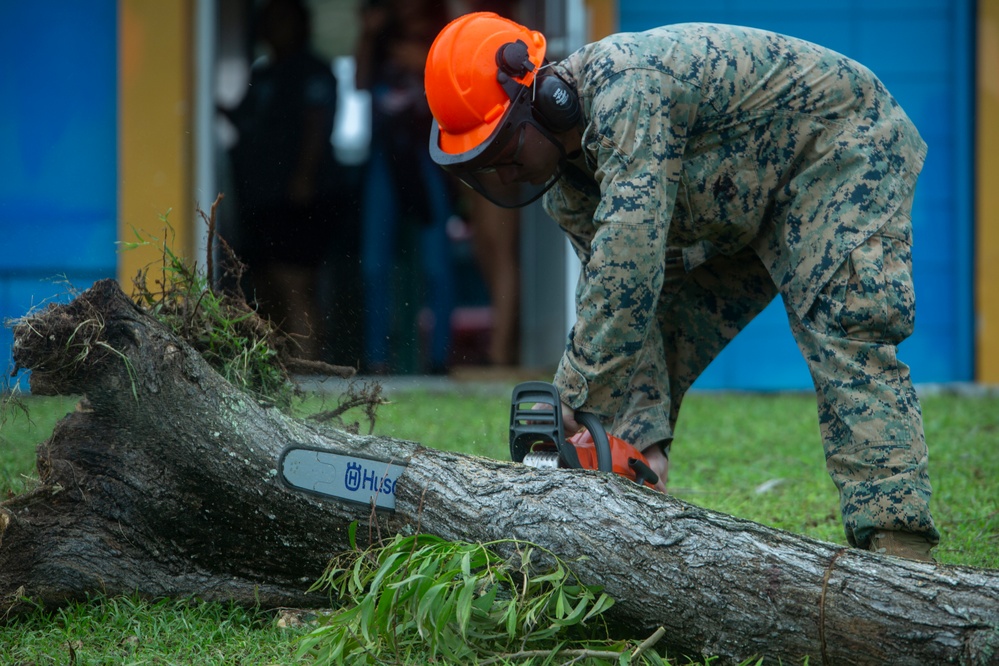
[586,0,618,40]
[979,1,999,382]
[118,0,193,288]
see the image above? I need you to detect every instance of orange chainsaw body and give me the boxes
[569,429,657,489]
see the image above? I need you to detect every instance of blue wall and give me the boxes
[619,0,975,389]
[0,2,118,389]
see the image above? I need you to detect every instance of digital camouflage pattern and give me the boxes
[543,23,937,546]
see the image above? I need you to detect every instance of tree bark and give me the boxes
[2,279,998,665]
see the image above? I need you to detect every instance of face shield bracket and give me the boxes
[495,40,535,100]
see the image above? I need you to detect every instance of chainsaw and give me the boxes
[509,381,660,490]
[279,382,660,511]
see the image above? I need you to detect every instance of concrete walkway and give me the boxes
[295,372,998,399]
[294,366,553,397]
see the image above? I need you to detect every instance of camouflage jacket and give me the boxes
[544,23,926,423]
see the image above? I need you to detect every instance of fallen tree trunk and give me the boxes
[2,279,997,665]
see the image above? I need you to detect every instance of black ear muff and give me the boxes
[532,73,581,134]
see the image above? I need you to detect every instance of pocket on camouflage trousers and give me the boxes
[808,219,916,346]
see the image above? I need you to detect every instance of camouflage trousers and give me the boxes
[615,193,939,548]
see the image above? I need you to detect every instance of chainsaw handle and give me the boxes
[574,411,614,473]
[510,381,581,469]
[509,382,613,473]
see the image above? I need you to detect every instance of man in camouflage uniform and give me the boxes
[425,14,939,561]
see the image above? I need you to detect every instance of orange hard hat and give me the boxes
[425,12,547,156]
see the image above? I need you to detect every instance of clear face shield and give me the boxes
[429,79,567,209]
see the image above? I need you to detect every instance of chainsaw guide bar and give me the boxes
[278,446,408,511]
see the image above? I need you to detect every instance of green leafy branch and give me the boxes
[298,526,669,665]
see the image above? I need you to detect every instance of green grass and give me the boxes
[2,388,997,664]
[0,595,310,665]
[0,394,78,496]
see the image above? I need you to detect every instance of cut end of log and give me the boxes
[11,279,137,396]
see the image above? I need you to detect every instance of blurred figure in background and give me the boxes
[355,0,455,374]
[468,189,520,366]
[460,0,522,368]
[220,0,339,361]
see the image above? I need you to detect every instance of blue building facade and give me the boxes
[0,2,118,389]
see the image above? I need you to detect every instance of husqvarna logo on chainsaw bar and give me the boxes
[344,461,362,490]
[344,461,397,496]
[279,446,407,511]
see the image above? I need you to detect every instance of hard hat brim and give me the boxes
[429,80,532,172]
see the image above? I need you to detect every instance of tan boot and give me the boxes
[868,530,935,563]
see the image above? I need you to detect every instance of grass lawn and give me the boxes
[2,385,997,664]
